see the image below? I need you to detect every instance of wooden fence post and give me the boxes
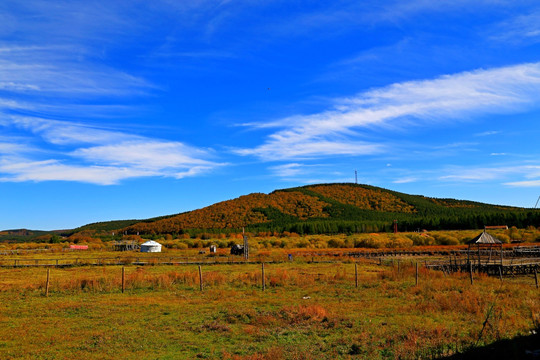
[535,269,538,289]
[415,262,419,286]
[355,263,358,288]
[198,265,203,291]
[262,263,266,291]
[469,263,474,285]
[45,268,50,297]
[122,266,125,293]
[499,266,503,283]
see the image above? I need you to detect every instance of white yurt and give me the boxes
[140,240,162,253]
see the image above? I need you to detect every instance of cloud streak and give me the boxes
[505,180,540,187]
[0,46,151,99]
[490,11,540,45]
[237,62,540,161]
[0,159,152,185]
[0,2,226,185]
[0,116,222,185]
[439,164,540,186]
[73,141,212,169]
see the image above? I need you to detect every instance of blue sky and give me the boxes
[2,1,540,230]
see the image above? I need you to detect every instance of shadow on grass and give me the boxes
[440,332,540,360]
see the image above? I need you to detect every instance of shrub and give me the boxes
[328,239,346,248]
[176,242,189,250]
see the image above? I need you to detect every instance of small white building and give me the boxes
[140,240,162,253]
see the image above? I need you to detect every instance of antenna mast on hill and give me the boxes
[535,196,540,209]
[355,170,358,184]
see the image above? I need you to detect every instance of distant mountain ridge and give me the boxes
[0,229,63,242]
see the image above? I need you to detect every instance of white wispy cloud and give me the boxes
[0,155,219,185]
[392,177,419,184]
[7,116,131,145]
[476,130,500,137]
[439,164,540,184]
[73,141,216,171]
[237,138,383,161]
[237,62,540,161]
[0,48,151,98]
[0,4,157,125]
[505,180,540,187]
[257,0,494,39]
[490,11,540,44]
[0,116,222,184]
[0,98,29,111]
[0,158,153,185]
[0,2,227,185]
[269,163,307,178]
[439,168,515,182]
[0,142,32,155]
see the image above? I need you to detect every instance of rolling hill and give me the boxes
[6,183,539,240]
[94,183,539,236]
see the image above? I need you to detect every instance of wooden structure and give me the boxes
[513,246,540,256]
[484,225,508,230]
[421,232,540,277]
[426,257,540,277]
[112,240,139,251]
[467,230,503,266]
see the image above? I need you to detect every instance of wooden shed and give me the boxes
[467,231,503,266]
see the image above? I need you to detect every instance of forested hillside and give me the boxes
[114,183,540,236]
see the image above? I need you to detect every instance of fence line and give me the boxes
[32,259,540,297]
[0,256,286,268]
[0,254,373,268]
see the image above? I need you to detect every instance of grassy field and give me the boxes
[0,258,539,359]
[6,228,539,253]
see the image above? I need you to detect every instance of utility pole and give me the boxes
[243,227,249,260]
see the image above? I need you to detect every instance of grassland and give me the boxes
[5,228,539,254]
[0,257,538,359]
